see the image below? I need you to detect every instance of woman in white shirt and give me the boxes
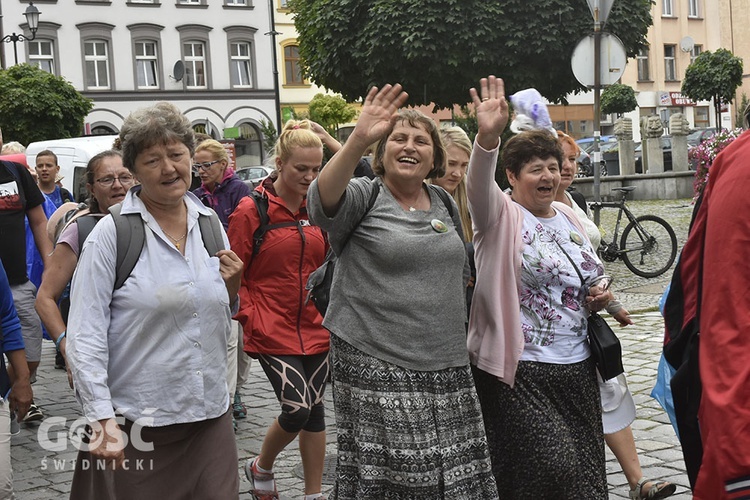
[67,102,243,499]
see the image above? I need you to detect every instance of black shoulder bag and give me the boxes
[553,236,624,381]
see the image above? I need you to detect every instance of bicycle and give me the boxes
[589,186,677,278]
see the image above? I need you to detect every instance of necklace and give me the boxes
[395,187,424,212]
[161,227,187,250]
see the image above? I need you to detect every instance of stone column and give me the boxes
[641,115,664,174]
[669,113,690,172]
[615,118,635,175]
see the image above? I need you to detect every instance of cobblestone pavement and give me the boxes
[10,198,696,499]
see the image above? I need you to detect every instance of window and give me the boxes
[230,43,253,87]
[178,0,202,3]
[23,22,61,76]
[28,41,54,73]
[84,40,111,89]
[177,24,212,89]
[691,45,702,65]
[225,26,257,89]
[284,44,303,85]
[688,0,700,17]
[78,22,115,90]
[128,24,164,90]
[694,106,709,128]
[280,0,288,7]
[184,42,206,88]
[225,0,247,4]
[664,45,676,81]
[235,122,263,167]
[135,41,159,88]
[637,48,650,81]
[663,0,673,16]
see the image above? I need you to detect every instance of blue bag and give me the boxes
[651,283,679,437]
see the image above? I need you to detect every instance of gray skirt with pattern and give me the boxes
[329,334,499,500]
[473,358,607,499]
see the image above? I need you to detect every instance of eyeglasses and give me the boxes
[95,174,135,187]
[192,160,220,172]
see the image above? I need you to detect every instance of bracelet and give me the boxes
[55,331,66,349]
[605,299,623,315]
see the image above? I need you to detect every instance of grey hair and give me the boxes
[119,102,195,172]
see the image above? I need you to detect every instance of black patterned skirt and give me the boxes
[473,358,607,499]
[329,334,498,500]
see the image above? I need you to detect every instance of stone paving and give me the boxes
[9,198,698,499]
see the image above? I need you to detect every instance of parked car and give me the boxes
[635,136,672,173]
[237,165,274,189]
[687,128,717,147]
[575,135,615,155]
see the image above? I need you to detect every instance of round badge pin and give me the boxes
[431,219,448,233]
[570,231,583,246]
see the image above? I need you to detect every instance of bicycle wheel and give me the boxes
[620,215,677,278]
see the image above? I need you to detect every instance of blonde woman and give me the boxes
[193,138,251,228]
[431,127,475,316]
[228,120,329,500]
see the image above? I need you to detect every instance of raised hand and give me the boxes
[469,76,509,151]
[349,84,409,149]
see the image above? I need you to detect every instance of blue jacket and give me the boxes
[193,168,251,228]
[0,262,24,396]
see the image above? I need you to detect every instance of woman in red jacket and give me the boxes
[228,120,328,500]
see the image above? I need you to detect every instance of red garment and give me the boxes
[227,178,328,357]
[695,130,750,500]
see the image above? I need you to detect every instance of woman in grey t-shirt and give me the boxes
[307,84,498,499]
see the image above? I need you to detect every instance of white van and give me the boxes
[26,135,118,201]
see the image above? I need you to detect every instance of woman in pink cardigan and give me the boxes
[466,76,617,499]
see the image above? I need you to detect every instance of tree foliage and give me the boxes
[600,84,638,116]
[307,93,358,135]
[682,48,744,127]
[0,64,93,145]
[259,118,278,157]
[291,0,652,108]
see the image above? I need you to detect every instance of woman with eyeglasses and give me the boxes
[192,139,251,228]
[192,139,252,431]
[35,149,134,378]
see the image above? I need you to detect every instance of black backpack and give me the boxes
[246,190,308,257]
[305,181,464,315]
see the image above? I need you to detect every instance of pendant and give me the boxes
[570,231,583,246]
[175,242,181,250]
[431,219,448,233]
[409,206,416,212]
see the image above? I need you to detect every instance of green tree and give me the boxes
[307,93,357,136]
[291,0,652,107]
[259,118,278,156]
[734,92,748,128]
[0,64,93,145]
[682,48,744,128]
[600,84,638,116]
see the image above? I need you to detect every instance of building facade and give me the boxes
[1,0,277,168]
[550,0,744,140]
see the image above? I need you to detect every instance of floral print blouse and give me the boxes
[518,206,604,364]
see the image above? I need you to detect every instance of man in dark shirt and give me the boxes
[0,127,52,421]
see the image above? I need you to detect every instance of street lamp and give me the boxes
[1,3,41,66]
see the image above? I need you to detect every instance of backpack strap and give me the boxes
[248,191,299,256]
[198,209,225,257]
[109,204,146,290]
[427,184,464,242]
[75,214,102,250]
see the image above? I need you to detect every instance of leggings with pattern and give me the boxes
[257,352,329,433]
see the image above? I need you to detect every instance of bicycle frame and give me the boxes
[590,199,637,253]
